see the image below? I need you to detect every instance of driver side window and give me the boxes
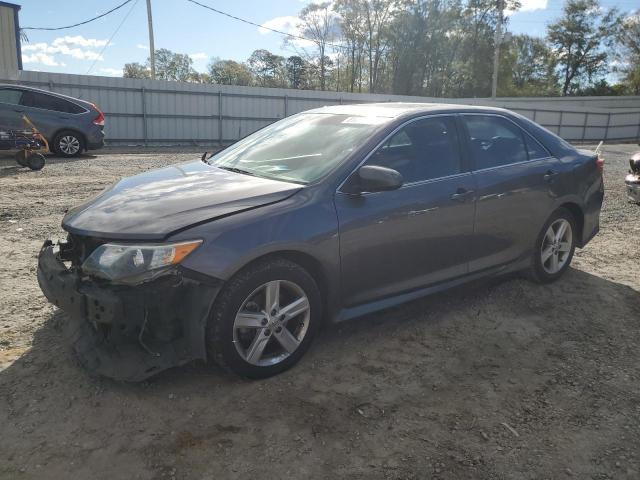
[366,116,462,184]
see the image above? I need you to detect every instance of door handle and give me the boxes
[450,188,474,202]
[543,170,558,182]
[13,109,24,113]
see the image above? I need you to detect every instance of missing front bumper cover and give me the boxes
[37,240,221,381]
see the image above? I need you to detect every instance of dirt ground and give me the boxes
[1,144,639,480]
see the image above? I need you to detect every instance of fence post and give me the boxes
[604,112,611,141]
[218,91,223,146]
[636,112,640,143]
[284,95,288,117]
[141,87,148,147]
[581,111,589,142]
[558,111,563,136]
[532,110,537,122]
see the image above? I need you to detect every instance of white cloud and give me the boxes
[136,43,148,50]
[259,15,315,48]
[21,37,107,62]
[189,52,208,61]
[99,67,122,76]
[22,53,59,66]
[259,15,300,35]
[52,35,108,48]
[508,0,548,15]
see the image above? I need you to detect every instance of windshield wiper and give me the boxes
[217,166,257,177]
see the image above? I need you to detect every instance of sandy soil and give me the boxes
[1,144,639,480]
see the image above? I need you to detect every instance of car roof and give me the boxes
[0,83,92,107]
[306,102,511,118]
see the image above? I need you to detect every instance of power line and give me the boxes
[22,0,135,31]
[86,0,140,74]
[185,0,343,49]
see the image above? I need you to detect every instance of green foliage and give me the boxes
[123,62,151,79]
[547,0,622,95]
[119,0,635,98]
[208,60,254,86]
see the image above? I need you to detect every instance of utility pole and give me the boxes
[146,0,156,80]
[491,0,504,99]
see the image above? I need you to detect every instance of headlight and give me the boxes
[82,240,202,283]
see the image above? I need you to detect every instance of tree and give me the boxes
[297,1,340,90]
[499,34,558,96]
[154,48,196,82]
[285,56,309,89]
[617,13,640,94]
[123,62,151,79]
[123,49,196,82]
[334,0,367,92]
[247,49,286,87]
[208,59,254,86]
[547,0,621,96]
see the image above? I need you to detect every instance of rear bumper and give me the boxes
[625,174,640,203]
[86,126,105,151]
[37,240,221,381]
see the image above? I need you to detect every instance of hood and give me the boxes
[62,160,302,240]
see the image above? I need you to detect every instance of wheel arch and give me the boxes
[51,128,87,153]
[227,250,332,320]
[557,202,585,247]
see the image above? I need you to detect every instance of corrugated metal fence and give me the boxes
[4,70,640,145]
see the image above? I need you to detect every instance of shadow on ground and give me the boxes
[2,267,639,479]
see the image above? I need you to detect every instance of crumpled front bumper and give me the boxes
[625,174,640,204]
[37,240,222,381]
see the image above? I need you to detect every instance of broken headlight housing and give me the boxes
[81,240,202,284]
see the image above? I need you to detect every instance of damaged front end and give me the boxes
[37,236,222,381]
[625,152,640,204]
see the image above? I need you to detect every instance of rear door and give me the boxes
[335,115,476,307]
[0,87,26,130]
[19,90,86,140]
[460,114,560,271]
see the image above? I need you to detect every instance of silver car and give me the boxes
[0,84,105,157]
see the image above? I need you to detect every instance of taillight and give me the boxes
[90,102,105,126]
[596,155,604,175]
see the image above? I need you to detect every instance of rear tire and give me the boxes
[527,207,577,284]
[26,153,45,171]
[52,130,83,158]
[206,258,322,379]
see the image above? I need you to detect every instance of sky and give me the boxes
[14,0,639,77]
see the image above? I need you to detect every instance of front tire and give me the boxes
[53,130,83,158]
[528,207,577,284]
[206,258,322,379]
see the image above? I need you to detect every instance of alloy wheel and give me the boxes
[59,135,80,155]
[233,280,310,366]
[541,218,572,274]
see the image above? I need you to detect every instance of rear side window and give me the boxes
[0,88,23,105]
[367,116,462,183]
[21,91,85,114]
[463,115,548,169]
[523,134,549,160]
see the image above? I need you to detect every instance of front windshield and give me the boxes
[208,113,389,184]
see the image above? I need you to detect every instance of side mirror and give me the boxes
[355,165,403,193]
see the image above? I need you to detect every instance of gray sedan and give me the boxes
[37,103,604,380]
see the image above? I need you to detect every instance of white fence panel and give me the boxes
[0,70,637,146]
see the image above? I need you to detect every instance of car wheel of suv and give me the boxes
[528,207,577,284]
[53,131,83,157]
[206,258,322,379]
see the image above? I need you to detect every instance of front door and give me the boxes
[335,115,476,308]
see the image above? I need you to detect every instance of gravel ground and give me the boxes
[0,144,639,480]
